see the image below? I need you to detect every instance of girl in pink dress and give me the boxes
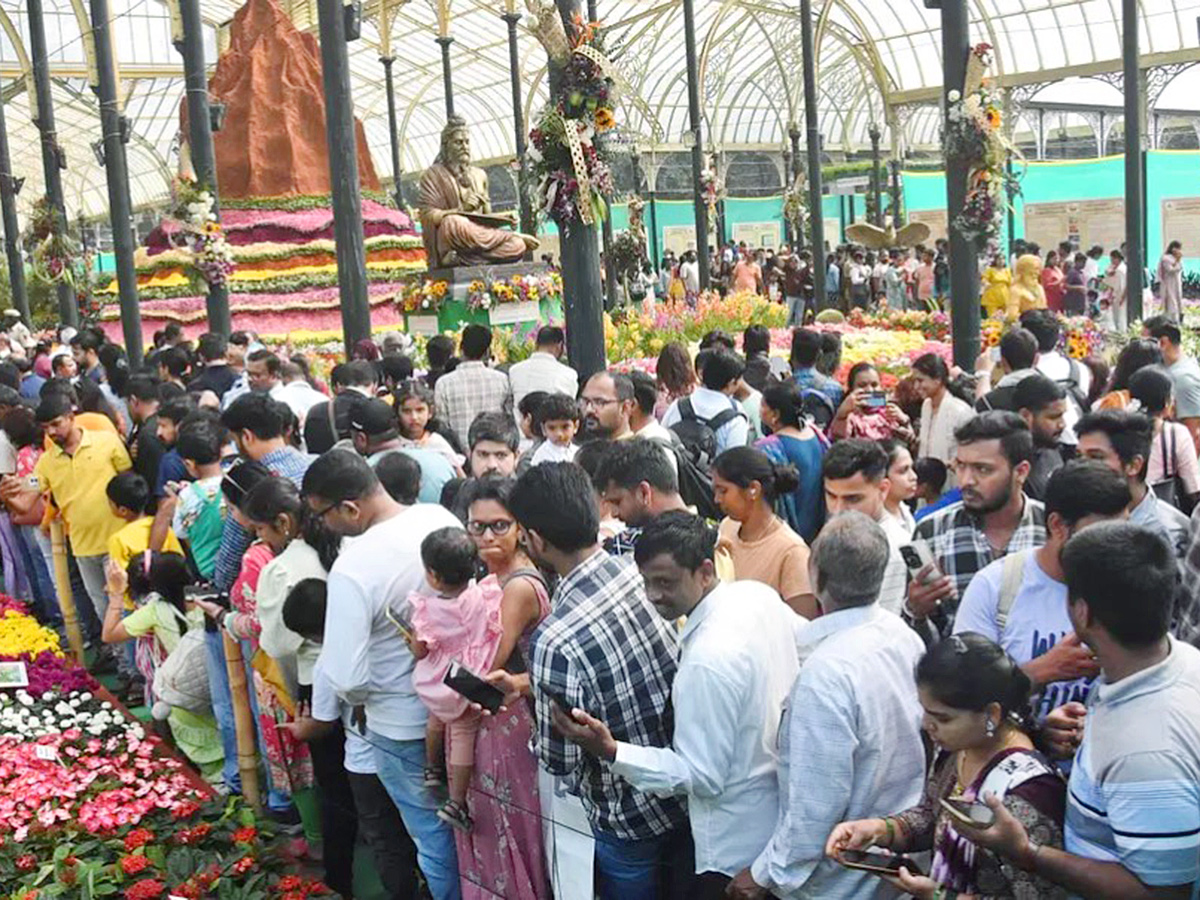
[407,526,504,832]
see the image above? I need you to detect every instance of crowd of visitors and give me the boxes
[1,308,1199,900]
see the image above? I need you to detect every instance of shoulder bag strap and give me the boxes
[996,548,1029,636]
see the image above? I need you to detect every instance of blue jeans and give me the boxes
[204,628,241,792]
[16,525,59,629]
[592,826,694,900]
[370,730,461,900]
[786,294,806,327]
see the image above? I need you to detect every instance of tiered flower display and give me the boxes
[0,598,331,899]
[465,272,564,312]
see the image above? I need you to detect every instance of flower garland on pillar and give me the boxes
[700,153,725,234]
[25,197,99,321]
[170,178,235,287]
[945,43,1021,254]
[783,172,808,243]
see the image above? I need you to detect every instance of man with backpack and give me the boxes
[953,460,1123,726]
[789,329,843,429]
[661,348,749,460]
[1021,310,1089,448]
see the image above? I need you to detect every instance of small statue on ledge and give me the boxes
[418,116,539,268]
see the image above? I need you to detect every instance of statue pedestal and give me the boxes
[403,262,563,336]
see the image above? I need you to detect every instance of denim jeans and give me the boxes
[203,627,241,792]
[370,730,461,900]
[785,294,805,328]
[17,525,60,629]
[592,824,695,900]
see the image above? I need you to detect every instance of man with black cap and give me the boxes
[350,398,454,504]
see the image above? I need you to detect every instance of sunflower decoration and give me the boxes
[594,107,615,131]
[984,106,1002,130]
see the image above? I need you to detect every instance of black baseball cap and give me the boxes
[349,397,399,438]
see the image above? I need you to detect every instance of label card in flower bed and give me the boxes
[406,314,440,336]
[0,660,27,687]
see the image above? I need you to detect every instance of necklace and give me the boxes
[955,732,1029,792]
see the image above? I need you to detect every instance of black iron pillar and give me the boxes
[90,0,143,359]
[1122,0,1143,319]
[781,145,793,248]
[681,0,710,289]
[502,11,536,240]
[0,100,30,325]
[317,0,371,352]
[799,0,825,308]
[436,35,455,120]
[939,0,979,369]
[549,0,604,377]
[27,0,76,326]
[601,206,618,310]
[788,123,803,249]
[890,157,903,226]
[868,122,883,227]
[175,0,231,335]
[381,56,404,208]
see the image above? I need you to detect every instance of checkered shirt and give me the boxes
[1175,506,1200,646]
[530,550,687,840]
[912,497,1047,635]
[433,361,513,448]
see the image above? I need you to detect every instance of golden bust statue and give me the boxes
[418,116,538,267]
[1006,253,1046,320]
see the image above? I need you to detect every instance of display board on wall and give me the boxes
[662,225,697,255]
[1024,199,1124,253]
[1162,198,1200,251]
[732,222,781,249]
[824,217,841,247]
[908,209,948,241]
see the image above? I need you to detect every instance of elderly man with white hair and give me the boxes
[728,512,927,900]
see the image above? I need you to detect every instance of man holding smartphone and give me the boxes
[549,512,800,900]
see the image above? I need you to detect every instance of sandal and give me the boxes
[436,799,473,833]
[423,766,446,788]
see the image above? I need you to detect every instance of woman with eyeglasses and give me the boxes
[826,632,1067,900]
[450,475,551,898]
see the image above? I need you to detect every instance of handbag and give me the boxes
[1151,425,1193,514]
[152,602,212,714]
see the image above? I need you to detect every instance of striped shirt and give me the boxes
[1066,637,1200,888]
[530,550,687,840]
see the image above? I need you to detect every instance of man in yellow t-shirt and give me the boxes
[5,393,132,623]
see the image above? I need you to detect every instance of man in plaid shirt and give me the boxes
[433,323,512,448]
[910,412,1047,638]
[509,462,691,900]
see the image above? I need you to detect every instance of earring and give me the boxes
[985,719,996,738]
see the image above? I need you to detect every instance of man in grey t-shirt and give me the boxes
[1144,315,1200,450]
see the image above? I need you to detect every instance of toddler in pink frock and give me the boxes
[407,527,504,832]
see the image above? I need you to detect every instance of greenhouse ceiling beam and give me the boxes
[0,63,184,79]
[890,48,1200,106]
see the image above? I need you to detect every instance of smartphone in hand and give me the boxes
[443,660,506,714]
[836,850,924,877]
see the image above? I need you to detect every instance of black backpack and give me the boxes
[1055,358,1089,417]
[669,397,745,471]
[799,388,837,429]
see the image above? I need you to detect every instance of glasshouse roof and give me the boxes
[0,0,1197,220]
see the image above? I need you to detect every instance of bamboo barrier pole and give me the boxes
[222,630,261,810]
[49,519,85,665]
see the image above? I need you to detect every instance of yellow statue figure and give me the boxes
[1006,253,1046,320]
[418,116,538,267]
[980,254,1012,317]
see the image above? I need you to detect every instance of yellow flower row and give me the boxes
[0,610,63,658]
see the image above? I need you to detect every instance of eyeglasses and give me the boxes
[579,396,618,409]
[311,499,344,519]
[467,519,514,537]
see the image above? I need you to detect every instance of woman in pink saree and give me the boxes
[453,477,551,899]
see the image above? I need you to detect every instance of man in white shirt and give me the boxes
[552,512,799,899]
[953,460,1127,725]
[276,360,327,428]
[680,250,700,294]
[302,449,463,900]
[245,348,286,399]
[661,349,749,456]
[729,512,925,900]
[507,325,579,421]
[821,440,909,614]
